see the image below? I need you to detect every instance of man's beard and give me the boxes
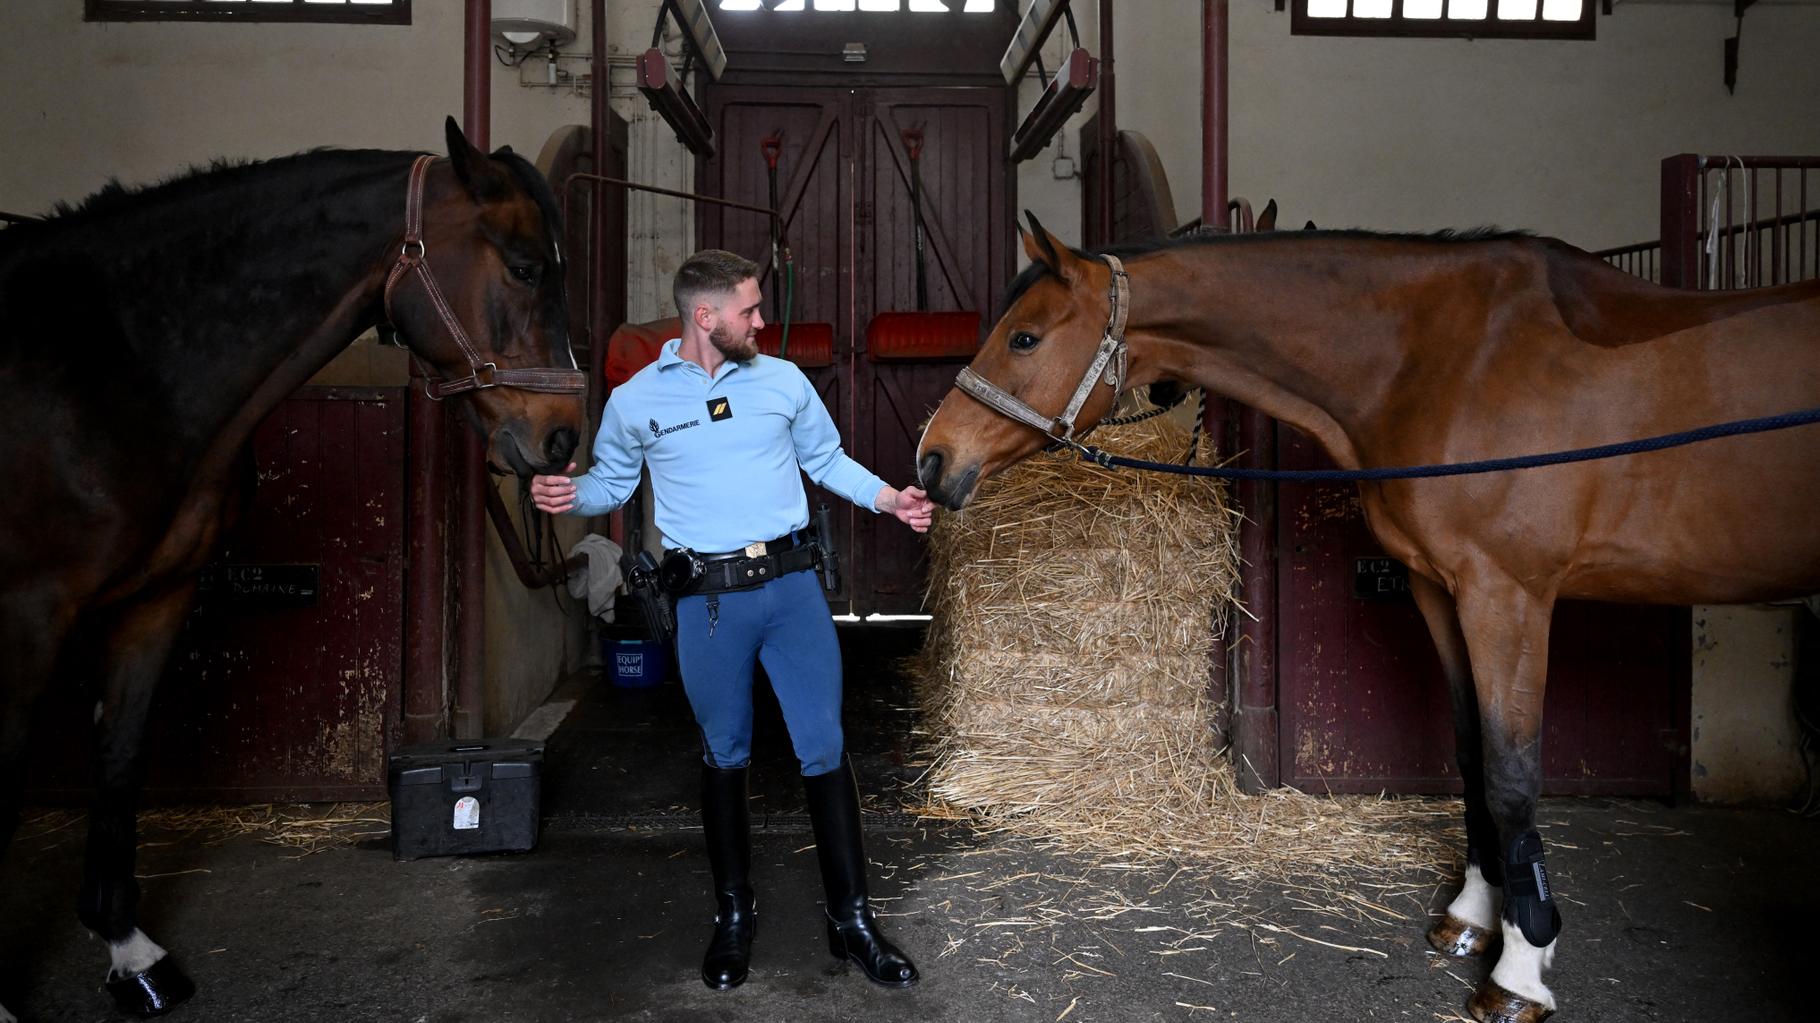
[709,321,759,362]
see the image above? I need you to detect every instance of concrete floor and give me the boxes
[4,629,1818,1022]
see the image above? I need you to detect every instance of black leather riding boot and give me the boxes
[803,759,919,988]
[701,763,756,990]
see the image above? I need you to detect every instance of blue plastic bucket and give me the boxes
[606,639,668,688]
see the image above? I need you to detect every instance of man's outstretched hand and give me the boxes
[878,484,936,533]
[530,463,578,515]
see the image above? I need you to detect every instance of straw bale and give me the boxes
[916,416,1459,884]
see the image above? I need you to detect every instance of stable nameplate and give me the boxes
[197,563,321,608]
[1352,557,1411,601]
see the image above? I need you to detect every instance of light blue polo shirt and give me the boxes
[570,338,888,553]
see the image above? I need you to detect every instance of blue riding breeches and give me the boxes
[673,567,844,776]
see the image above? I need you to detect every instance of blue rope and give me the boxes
[1080,404,1820,482]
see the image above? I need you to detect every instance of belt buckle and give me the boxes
[744,541,767,559]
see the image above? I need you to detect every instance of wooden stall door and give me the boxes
[853,87,1008,614]
[701,88,856,608]
[701,86,1007,615]
[1276,427,1689,795]
[27,387,407,802]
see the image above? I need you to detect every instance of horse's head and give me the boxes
[916,212,1137,510]
[385,117,588,477]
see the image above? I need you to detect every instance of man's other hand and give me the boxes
[530,463,579,515]
[880,484,936,533]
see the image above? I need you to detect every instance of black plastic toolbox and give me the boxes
[387,739,543,861]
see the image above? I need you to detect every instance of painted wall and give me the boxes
[1118,2,1820,247]
[1691,605,1806,803]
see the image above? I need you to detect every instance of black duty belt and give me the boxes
[666,531,819,596]
[695,546,819,594]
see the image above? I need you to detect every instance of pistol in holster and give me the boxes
[810,502,841,594]
[626,549,678,648]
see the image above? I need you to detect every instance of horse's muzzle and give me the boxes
[497,425,578,478]
[917,450,977,511]
[545,427,579,467]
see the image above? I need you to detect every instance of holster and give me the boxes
[627,550,677,648]
[811,503,841,594]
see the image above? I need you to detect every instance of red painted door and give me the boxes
[701,86,1008,615]
[853,87,1008,614]
[1276,427,1689,795]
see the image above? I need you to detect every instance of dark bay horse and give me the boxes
[915,213,1820,1022]
[0,118,586,1019]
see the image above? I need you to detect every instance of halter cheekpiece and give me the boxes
[951,253,1130,451]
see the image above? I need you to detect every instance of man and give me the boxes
[530,250,934,991]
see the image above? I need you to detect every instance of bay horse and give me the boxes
[915,212,1820,1022]
[0,118,586,1019]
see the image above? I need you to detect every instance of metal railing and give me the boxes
[1597,156,1820,289]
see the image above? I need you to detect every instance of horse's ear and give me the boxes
[444,115,510,204]
[1256,199,1278,232]
[1303,220,1318,231]
[1020,209,1084,281]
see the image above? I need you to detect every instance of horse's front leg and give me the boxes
[1456,575,1564,1023]
[80,581,199,1018]
[1,591,77,1023]
[1409,574,1503,958]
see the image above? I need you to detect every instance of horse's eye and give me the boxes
[508,264,538,284]
[1009,331,1041,352]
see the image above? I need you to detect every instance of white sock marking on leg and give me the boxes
[1488,918,1557,1010]
[106,928,167,980]
[1445,869,1499,929]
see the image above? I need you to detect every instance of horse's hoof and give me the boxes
[106,956,195,1017]
[1427,913,1498,957]
[1467,979,1554,1023]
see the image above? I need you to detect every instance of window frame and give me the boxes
[1290,0,1594,41]
[85,0,412,26]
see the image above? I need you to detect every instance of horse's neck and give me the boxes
[93,155,413,451]
[1134,240,1521,469]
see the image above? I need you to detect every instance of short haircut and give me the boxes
[673,249,759,321]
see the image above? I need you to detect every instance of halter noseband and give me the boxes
[383,155,589,401]
[952,253,1131,450]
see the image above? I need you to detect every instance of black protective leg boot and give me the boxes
[701,763,756,990]
[803,759,919,988]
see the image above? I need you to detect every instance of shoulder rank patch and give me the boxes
[707,397,733,422]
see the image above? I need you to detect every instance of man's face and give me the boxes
[706,277,765,362]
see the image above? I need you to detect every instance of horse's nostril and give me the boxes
[546,427,579,465]
[917,450,944,490]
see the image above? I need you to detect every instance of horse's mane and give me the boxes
[4,146,564,263]
[0,149,419,262]
[1002,226,1537,313]
[51,149,415,224]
